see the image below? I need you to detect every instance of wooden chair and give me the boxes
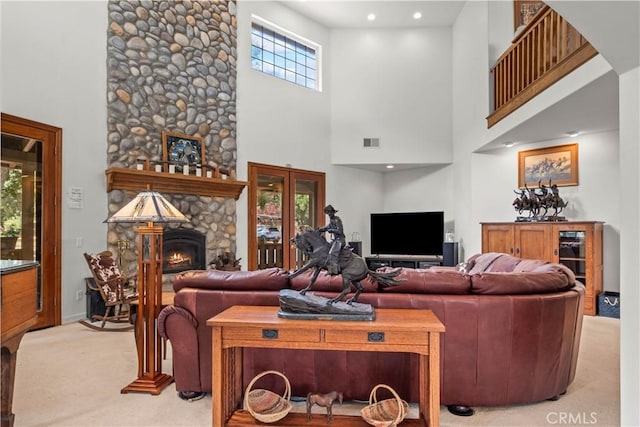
[80,251,137,332]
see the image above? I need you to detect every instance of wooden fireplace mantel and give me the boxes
[105,168,247,200]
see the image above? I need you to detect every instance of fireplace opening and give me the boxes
[163,229,206,274]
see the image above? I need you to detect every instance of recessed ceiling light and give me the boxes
[367,13,376,21]
[386,165,394,169]
[413,12,422,20]
[503,142,515,148]
[566,131,580,137]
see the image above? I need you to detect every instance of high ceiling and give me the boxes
[276,1,623,171]
[280,1,465,28]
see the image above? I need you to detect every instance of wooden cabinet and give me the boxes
[1,261,39,427]
[481,222,603,316]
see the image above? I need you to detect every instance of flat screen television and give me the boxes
[370,211,444,256]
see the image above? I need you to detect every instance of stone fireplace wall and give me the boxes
[106,0,238,276]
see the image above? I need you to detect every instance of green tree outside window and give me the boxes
[1,168,22,237]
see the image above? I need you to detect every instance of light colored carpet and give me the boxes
[12,315,619,426]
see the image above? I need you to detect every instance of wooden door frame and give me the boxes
[248,163,291,270]
[248,162,325,270]
[1,113,62,328]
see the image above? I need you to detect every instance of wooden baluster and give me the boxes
[524,33,529,88]
[542,14,548,72]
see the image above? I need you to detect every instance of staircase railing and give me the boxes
[487,5,598,128]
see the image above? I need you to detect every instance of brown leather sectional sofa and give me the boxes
[158,252,584,408]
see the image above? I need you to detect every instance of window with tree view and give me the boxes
[251,19,319,91]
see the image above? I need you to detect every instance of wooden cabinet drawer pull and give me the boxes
[368,332,385,342]
[262,329,279,339]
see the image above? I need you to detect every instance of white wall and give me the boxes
[452,1,490,260]
[329,165,384,255]
[1,1,108,323]
[487,1,514,65]
[381,165,455,239]
[237,1,332,172]
[619,66,640,426]
[330,27,453,166]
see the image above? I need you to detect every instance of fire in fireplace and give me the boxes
[162,229,206,274]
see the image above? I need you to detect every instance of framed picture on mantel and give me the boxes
[162,130,205,172]
[518,143,579,188]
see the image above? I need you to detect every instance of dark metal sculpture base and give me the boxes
[278,289,375,321]
[515,216,567,222]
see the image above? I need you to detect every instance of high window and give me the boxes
[250,16,321,91]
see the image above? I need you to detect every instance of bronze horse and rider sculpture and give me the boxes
[513,180,568,221]
[286,205,402,305]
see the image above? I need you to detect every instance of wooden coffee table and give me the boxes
[207,306,445,426]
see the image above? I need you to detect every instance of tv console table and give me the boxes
[365,255,443,270]
[207,306,445,427]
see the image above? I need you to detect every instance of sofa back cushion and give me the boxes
[471,271,573,294]
[172,267,289,292]
[289,270,378,293]
[376,267,471,294]
[530,262,576,282]
[466,253,575,279]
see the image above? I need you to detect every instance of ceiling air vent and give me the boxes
[363,137,380,148]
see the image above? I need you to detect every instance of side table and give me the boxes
[207,306,445,426]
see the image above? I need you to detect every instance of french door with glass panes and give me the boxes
[1,113,62,329]
[248,162,325,270]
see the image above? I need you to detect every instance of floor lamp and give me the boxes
[106,189,188,395]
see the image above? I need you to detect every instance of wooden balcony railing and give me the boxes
[256,241,283,269]
[256,241,309,270]
[487,5,598,128]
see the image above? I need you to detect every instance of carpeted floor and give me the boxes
[12,315,619,426]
